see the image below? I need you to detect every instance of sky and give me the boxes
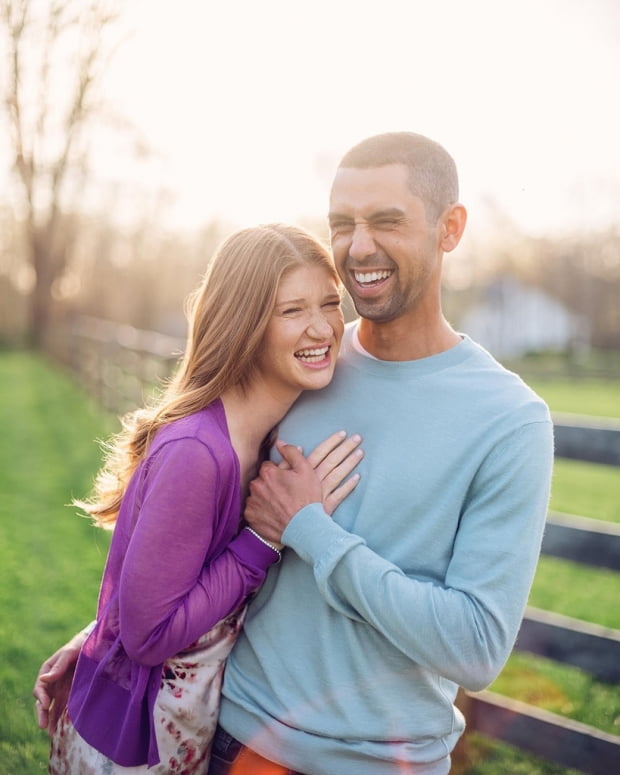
[5,0,620,239]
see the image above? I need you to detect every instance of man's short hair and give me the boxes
[338,132,459,223]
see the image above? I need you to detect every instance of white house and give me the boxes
[459,276,590,358]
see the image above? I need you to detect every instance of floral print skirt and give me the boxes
[49,606,247,775]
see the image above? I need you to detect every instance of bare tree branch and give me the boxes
[1,0,125,346]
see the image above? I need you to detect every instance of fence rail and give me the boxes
[517,606,620,683]
[455,422,620,772]
[457,691,620,775]
[48,316,185,414]
[542,511,620,571]
[553,413,620,465]
[49,316,620,773]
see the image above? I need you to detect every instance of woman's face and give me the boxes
[256,264,344,398]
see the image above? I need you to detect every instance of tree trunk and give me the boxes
[28,240,54,348]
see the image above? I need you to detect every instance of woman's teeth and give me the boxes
[295,347,329,363]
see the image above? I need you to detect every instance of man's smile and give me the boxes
[353,269,394,286]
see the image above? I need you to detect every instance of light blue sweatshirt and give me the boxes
[219,325,554,775]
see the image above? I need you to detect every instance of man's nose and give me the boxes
[349,223,375,260]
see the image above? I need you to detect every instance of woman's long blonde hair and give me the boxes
[76,224,339,528]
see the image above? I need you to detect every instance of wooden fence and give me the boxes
[47,316,186,414]
[49,317,620,773]
[455,421,620,774]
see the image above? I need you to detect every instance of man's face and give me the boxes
[328,164,441,323]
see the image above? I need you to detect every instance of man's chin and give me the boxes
[350,299,399,323]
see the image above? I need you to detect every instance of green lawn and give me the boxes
[526,376,620,420]
[1,352,618,773]
[0,352,114,771]
[529,374,620,525]
[551,458,620,524]
[530,556,620,629]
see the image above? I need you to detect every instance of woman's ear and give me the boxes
[440,203,467,253]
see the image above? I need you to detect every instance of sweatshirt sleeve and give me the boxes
[118,437,279,666]
[282,419,554,691]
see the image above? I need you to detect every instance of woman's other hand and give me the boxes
[33,629,87,734]
[301,431,363,515]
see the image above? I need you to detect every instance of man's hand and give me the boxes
[33,629,87,734]
[245,431,362,544]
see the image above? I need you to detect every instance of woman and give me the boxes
[46,224,362,774]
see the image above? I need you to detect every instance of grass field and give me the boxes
[524,376,620,421]
[0,351,618,773]
[0,352,114,772]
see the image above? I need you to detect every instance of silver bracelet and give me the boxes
[245,527,281,557]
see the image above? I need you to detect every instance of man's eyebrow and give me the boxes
[368,208,406,220]
[328,207,406,223]
[328,211,354,223]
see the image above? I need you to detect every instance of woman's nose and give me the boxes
[307,311,333,339]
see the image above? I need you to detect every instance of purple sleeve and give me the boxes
[118,437,278,666]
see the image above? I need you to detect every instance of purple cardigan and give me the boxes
[67,400,279,766]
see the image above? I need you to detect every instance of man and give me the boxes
[35,132,554,775]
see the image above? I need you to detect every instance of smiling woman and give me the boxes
[37,223,362,774]
[256,263,344,396]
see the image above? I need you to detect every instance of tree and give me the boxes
[1,0,123,346]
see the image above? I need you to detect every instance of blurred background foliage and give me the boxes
[0,0,619,365]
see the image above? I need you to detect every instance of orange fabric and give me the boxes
[228,745,296,775]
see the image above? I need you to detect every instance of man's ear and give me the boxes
[439,203,467,253]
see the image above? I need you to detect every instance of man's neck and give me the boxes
[357,317,460,361]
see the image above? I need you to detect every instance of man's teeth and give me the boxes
[354,270,392,284]
[295,347,329,362]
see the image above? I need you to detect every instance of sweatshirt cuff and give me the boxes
[229,526,281,569]
[283,503,363,564]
